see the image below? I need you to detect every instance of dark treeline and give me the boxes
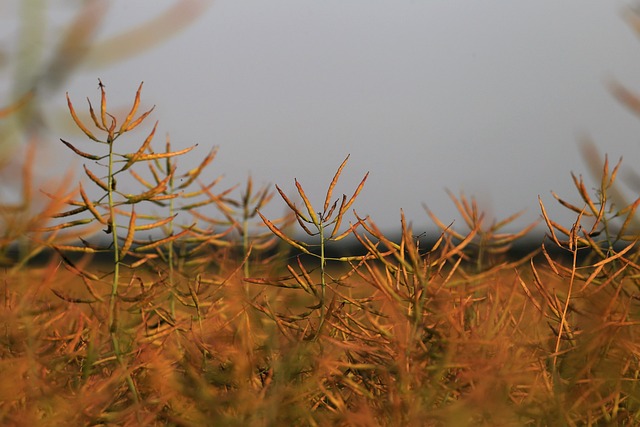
[3,231,621,269]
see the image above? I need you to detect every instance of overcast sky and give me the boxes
[6,0,640,236]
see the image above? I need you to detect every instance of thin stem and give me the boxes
[106,134,140,405]
[167,166,176,319]
[242,203,250,279]
[313,219,327,340]
[553,223,579,377]
[107,136,119,332]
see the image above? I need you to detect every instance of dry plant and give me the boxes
[45,81,200,405]
[532,155,640,425]
[2,77,640,425]
[426,190,539,274]
[201,174,284,278]
[250,155,369,340]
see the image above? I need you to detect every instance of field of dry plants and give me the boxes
[0,81,639,427]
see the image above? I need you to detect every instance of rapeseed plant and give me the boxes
[2,21,640,422]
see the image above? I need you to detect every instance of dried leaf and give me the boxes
[119,81,144,133]
[123,144,194,164]
[84,164,109,192]
[60,139,101,160]
[123,106,155,133]
[324,155,349,214]
[134,228,191,252]
[121,121,158,171]
[258,210,310,254]
[276,185,306,221]
[295,179,318,226]
[120,208,137,258]
[79,182,106,224]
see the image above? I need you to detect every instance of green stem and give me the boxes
[242,205,250,279]
[106,136,140,405]
[107,137,119,333]
[167,170,176,319]
[313,221,327,340]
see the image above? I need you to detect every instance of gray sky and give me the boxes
[7,0,640,235]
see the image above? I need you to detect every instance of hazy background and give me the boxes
[4,0,640,237]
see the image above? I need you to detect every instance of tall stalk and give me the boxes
[256,155,368,339]
[51,81,196,404]
[106,129,120,334]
